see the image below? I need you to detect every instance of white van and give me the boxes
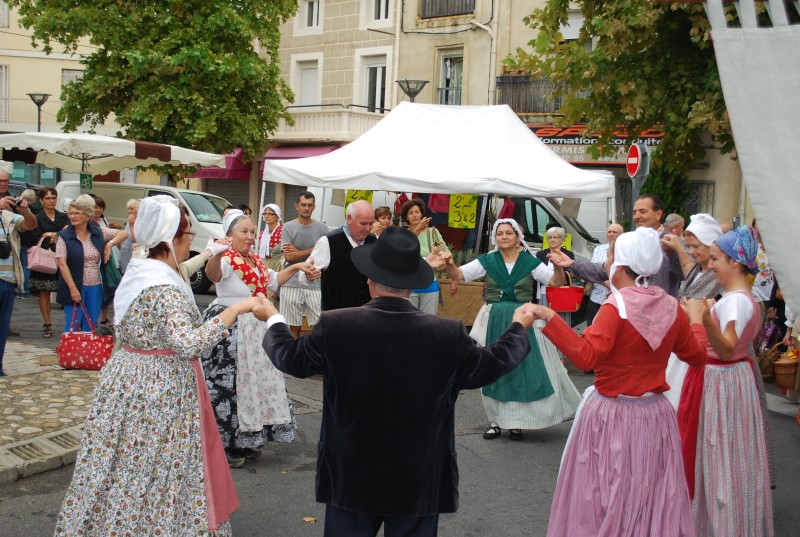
[301,187,606,261]
[56,181,231,292]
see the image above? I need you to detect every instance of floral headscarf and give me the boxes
[715,225,759,275]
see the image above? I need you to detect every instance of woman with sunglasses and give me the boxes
[258,203,284,272]
[30,187,68,338]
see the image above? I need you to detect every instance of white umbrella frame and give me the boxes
[0,132,225,176]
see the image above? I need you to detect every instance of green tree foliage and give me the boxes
[506,0,735,182]
[10,0,297,161]
[641,167,690,218]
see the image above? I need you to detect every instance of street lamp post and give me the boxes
[396,80,428,103]
[27,93,51,184]
[27,92,51,132]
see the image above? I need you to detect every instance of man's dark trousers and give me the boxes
[323,505,439,537]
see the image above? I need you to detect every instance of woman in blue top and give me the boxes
[444,219,581,440]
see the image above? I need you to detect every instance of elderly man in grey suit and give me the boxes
[257,226,536,537]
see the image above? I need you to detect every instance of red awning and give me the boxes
[263,144,340,160]
[193,147,251,180]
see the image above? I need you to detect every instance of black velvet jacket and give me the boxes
[263,296,529,517]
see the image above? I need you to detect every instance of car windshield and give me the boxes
[180,192,229,223]
[545,198,600,244]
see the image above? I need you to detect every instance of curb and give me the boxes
[0,424,84,485]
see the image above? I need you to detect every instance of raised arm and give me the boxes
[662,235,695,278]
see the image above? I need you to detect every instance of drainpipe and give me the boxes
[471,16,497,105]
[393,1,403,107]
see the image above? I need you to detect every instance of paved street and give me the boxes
[1,294,799,536]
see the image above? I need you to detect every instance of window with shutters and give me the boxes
[290,53,323,109]
[0,2,10,28]
[420,0,474,19]
[354,47,391,113]
[294,0,323,36]
[62,69,84,86]
[365,59,387,113]
[438,54,462,105]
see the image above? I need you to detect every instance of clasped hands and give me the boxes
[680,297,712,325]
[242,293,276,321]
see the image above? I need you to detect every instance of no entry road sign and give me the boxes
[627,144,642,178]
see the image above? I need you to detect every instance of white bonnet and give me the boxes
[685,213,722,247]
[612,227,663,280]
[608,227,663,319]
[261,203,282,223]
[490,218,532,255]
[134,195,181,249]
[223,209,245,235]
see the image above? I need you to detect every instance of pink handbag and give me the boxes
[27,236,58,274]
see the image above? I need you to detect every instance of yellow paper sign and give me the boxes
[542,232,572,251]
[447,194,478,229]
[344,190,374,213]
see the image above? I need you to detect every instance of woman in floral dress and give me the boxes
[55,196,265,536]
[203,210,317,468]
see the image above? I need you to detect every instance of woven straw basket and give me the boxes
[773,357,799,391]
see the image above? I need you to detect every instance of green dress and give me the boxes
[479,251,555,402]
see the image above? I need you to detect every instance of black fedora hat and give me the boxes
[350,226,434,289]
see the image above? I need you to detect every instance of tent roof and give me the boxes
[263,102,614,198]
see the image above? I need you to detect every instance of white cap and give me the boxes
[134,196,181,251]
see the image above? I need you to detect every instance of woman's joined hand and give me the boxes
[548,249,573,268]
[251,293,277,321]
[298,260,321,282]
[681,297,711,324]
[661,234,681,253]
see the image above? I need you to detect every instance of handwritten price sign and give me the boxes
[345,190,374,213]
[448,194,478,229]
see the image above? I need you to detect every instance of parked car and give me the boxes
[56,181,231,292]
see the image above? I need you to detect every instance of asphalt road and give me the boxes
[2,294,799,536]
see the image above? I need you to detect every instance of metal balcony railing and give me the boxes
[495,75,589,114]
[420,0,475,19]
[437,87,462,105]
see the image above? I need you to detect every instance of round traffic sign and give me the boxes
[626,144,641,178]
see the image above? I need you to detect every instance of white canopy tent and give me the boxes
[262,103,614,198]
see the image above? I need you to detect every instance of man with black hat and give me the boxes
[258,226,536,537]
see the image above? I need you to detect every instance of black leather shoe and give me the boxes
[509,429,523,441]
[483,425,501,440]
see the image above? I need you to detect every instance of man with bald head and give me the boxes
[303,200,377,311]
[585,223,624,325]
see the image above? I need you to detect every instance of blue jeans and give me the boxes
[0,280,17,372]
[63,285,103,333]
[19,247,30,296]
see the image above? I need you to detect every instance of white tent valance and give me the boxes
[263,103,614,199]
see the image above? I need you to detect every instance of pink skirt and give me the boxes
[548,390,695,537]
[693,361,773,537]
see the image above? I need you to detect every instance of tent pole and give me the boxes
[475,195,488,252]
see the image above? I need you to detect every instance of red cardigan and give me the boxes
[542,304,707,397]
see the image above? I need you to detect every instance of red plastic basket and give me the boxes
[546,286,584,313]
